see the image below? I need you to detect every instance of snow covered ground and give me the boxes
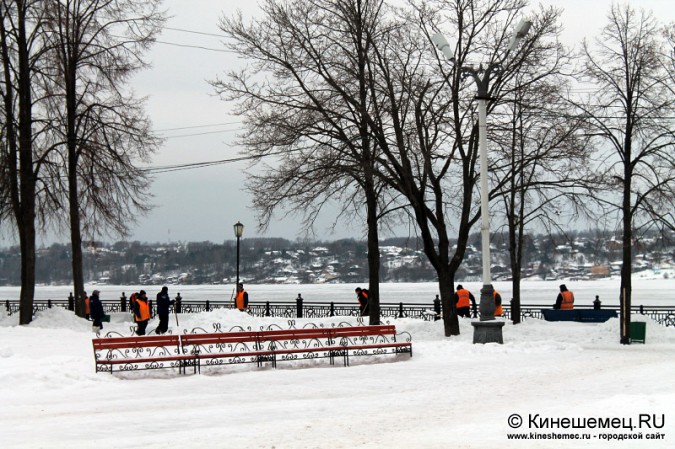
[1,303,674,448]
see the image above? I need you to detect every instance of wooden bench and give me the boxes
[256,324,412,368]
[254,327,345,368]
[330,324,413,366]
[92,334,193,374]
[93,325,413,374]
[541,309,618,323]
[180,331,272,374]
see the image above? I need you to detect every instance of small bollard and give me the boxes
[68,293,75,311]
[175,293,182,313]
[296,294,303,318]
[398,302,404,318]
[205,300,210,312]
[330,301,335,317]
[433,294,441,321]
[265,301,271,317]
[120,292,127,312]
[593,295,601,310]
[48,299,52,309]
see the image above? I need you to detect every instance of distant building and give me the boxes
[591,265,610,278]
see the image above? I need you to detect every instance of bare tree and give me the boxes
[41,0,165,318]
[489,7,593,323]
[371,0,557,336]
[0,0,51,325]
[577,4,675,344]
[215,0,392,324]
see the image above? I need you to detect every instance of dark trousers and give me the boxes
[92,317,103,328]
[156,314,169,334]
[360,305,369,317]
[457,307,471,318]
[136,320,149,336]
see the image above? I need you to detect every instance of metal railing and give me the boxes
[4,293,674,327]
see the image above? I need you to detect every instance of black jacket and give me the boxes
[156,290,174,315]
[90,294,104,321]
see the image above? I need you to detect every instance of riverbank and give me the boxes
[1,273,674,306]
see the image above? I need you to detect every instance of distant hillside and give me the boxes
[0,230,672,286]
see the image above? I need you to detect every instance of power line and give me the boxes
[142,155,252,174]
[153,39,234,53]
[164,27,227,38]
[159,128,244,139]
[142,148,303,174]
[155,121,241,132]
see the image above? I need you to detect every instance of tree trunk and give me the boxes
[66,60,86,317]
[16,3,36,325]
[365,187,380,325]
[619,171,632,344]
[69,170,86,317]
[439,266,459,336]
[18,216,36,325]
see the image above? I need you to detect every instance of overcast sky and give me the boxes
[7,0,672,248]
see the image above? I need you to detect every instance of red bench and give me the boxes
[92,334,193,374]
[330,324,413,366]
[92,325,413,374]
[180,331,272,374]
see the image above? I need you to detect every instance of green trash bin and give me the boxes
[630,321,646,344]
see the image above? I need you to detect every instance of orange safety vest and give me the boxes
[358,290,369,306]
[85,297,90,315]
[494,291,503,316]
[456,289,471,308]
[236,290,248,310]
[560,291,574,310]
[135,299,150,321]
[130,292,137,309]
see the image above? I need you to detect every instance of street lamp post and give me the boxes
[234,221,244,307]
[432,19,532,343]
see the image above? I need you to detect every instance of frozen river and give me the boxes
[1,271,673,307]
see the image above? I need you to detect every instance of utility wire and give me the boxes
[155,121,241,132]
[141,148,304,174]
[159,128,244,139]
[153,39,234,53]
[164,27,227,38]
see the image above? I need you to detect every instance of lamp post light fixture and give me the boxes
[234,221,244,305]
[432,19,532,343]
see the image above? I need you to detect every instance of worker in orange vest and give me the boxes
[235,283,249,311]
[355,287,369,316]
[84,291,90,320]
[494,290,503,316]
[133,290,151,335]
[554,284,574,310]
[454,285,476,318]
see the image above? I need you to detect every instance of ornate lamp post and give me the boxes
[234,221,244,305]
[432,19,532,343]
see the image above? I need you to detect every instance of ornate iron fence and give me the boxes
[4,294,674,327]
